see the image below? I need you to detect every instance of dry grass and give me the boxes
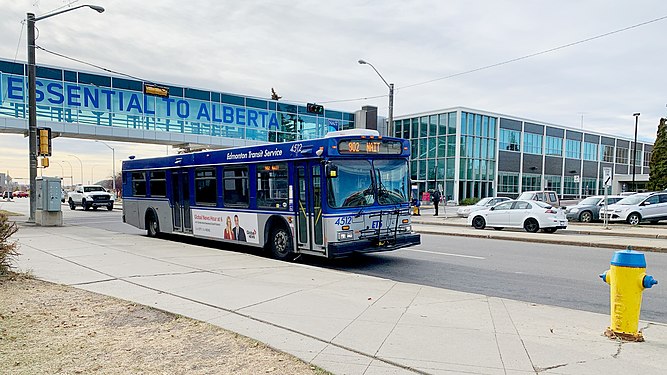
[0,276,331,375]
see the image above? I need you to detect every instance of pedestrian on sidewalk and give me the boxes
[412,196,421,216]
[431,189,442,216]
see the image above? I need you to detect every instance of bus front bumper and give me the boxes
[327,233,421,258]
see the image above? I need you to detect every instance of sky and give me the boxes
[1,0,667,184]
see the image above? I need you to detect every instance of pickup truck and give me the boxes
[67,185,115,211]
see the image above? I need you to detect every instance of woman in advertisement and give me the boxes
[224,216,235,240]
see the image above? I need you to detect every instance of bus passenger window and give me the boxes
[223,167,249,207]
[132,172,146,196]
[149,171,167,197]
[195,168,217,205]
[257,163,288,210]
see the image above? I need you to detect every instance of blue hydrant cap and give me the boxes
[610,250,646,268]
[643,275,658,289]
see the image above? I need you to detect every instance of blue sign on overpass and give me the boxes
[0,59,355,147]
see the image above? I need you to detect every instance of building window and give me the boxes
[565,139,581,159]
[582,178,597,196]
[545,136,562,156]
[257,163,289,210]
[223,166,249,207]
[149,171,166,197]
[195,168,217,205]
[616,147,629,164]
[563,176,579,195]
[499,129,520,151]
[544,175,561,195]
[523,133,543,155]
[583,142,598,161]
[601,145,615,163]
[498,172,519,193]
[644,151,651,167]
[131,171,146,196]
[522,173,541,191]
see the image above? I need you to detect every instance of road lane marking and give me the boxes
[403,248,486,260]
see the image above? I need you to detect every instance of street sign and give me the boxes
[574,175,580,183]
[603,167,612,187]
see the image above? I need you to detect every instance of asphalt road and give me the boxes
[4,199,666,324]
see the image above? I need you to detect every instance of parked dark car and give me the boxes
[565,195,623,222]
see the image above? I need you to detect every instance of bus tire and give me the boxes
[269,226,295,261]
[146,210,160,238]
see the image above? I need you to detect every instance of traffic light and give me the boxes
[37,127,52,156]
[307,103,324,115]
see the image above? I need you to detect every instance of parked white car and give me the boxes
[600,192,667,225]
[456,197,511,217]
[468,200,568,233]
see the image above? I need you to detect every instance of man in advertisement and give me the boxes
[233,214,247,242]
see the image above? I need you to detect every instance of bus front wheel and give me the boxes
[269,226,295,261]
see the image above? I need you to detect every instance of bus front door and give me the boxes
[171,170,192,233]
[296,162,324,254]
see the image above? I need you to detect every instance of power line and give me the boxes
[319,14,667,104]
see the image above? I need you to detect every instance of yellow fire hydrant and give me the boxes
[600,249,658,341]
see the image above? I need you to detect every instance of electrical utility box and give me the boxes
[35,176,63,226]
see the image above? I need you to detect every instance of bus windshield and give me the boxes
[326,159,409,208]
[327,160,374,208]
[374,159,409,205]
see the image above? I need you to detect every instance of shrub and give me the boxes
[0,213,19,276]
[459,197,481,206]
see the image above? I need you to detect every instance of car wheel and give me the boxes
[627,213,641,226]
[471,216,486,229]
[82,199,90,211]
[542,228,557,233]
[146,212,160,238]
[579,211,593,223]
[493,227,503,231]
[107,204,113,211]
[68,199,76,210]
[523,218,540,233]
[269,226,295,261]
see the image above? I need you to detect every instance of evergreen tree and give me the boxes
[648,118,667,191]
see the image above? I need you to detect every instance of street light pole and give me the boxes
[61,160,74,187]
[68,154,84,185]
[632,113,640,191]
[96,140,116,194]
[358,59,394,136]
[26,4,105,222]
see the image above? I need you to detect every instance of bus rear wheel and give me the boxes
[146,212,160,238]
[269,226,295,261]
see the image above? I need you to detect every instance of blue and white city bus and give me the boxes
[121,129,420,260]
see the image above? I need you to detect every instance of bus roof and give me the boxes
[122,133,409,171]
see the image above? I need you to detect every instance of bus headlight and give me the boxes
[401,225,412,232]
[337,231,354,241]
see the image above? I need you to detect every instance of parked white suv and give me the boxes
[67,185,115,211]
[600,192,667,225]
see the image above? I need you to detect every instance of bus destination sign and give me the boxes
[338,139,403,154]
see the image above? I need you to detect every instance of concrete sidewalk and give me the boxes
[12,224,667,374]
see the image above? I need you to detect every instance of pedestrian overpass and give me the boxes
[0,58,356,149]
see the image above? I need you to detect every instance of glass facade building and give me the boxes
[395,107,653,202]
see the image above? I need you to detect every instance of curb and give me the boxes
[413,226,667,254]
[412,220,667,240]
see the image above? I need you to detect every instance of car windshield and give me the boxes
[578,197,601,206]
[475,198,492,206]
[533,201,552,209]
[84,186,106,192]
[326,159,409,208]
[616,194,650,205]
